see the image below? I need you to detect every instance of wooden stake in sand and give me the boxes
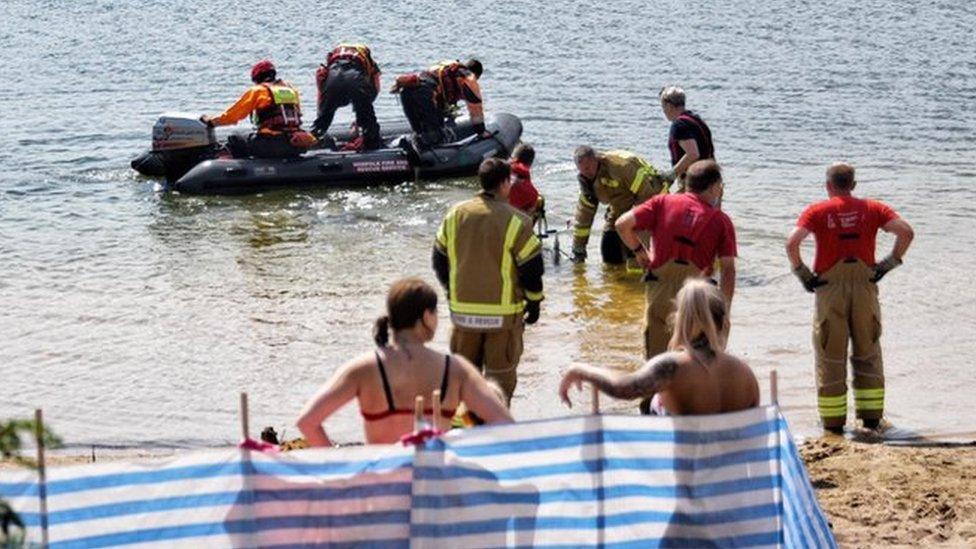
[591,384,601,415]
[35,408,50,548]
[432,390,442,432]
[240,392,250,441]
[414,395,425,433]
[770,370,784,539]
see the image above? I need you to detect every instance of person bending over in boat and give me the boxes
[296,278,513,446]
[558,278,758,415]
[391,58,490,148]
[312,43,383,151]
[201,59,316,159]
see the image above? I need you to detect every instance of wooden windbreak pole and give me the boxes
[431,390,442,432]
[770,369,784,546]
[414,395,425,432]
[591,385,601,415]
[240,392,250,441]
[35,409,49,548]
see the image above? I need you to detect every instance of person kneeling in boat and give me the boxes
[296,278,513,447]
[558,278,758,415]
[200,59,316,159]
[391,58,491,147]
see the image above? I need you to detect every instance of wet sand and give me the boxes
[800,437,976,547]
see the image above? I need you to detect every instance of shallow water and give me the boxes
[2,0,975,448]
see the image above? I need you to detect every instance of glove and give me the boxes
[571,248,587,264]
[871,254,902,283]
[524,300,541,325]
[793,263,826,293]
[472,122,487,136]
[199,115,214,128]
[630,243,650,269]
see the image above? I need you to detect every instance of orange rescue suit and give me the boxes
[212,82,302,135]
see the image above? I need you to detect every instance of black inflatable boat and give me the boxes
[131,113,522,195]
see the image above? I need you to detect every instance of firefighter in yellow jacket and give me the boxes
[571,146,671,264]
[433,158,544,403]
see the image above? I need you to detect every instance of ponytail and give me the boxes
[373,315,390,347]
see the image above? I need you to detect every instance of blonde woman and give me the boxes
[559,279,758,415]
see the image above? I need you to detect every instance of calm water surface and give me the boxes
[2,1,975,448]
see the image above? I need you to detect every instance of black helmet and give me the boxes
[465,58,483,78]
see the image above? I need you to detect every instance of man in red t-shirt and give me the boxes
[786,162,914,434]
[508,143,543,218]
[616,160,737,413]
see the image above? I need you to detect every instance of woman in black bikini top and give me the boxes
[297,278,513,446]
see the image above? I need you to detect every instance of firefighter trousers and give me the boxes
[450,318,524,406]
[639,260,703,414]
[813,260,885,428]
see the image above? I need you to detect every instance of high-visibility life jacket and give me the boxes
[327,43,380,79]
[251,83,302,132]
[426,60,470,107]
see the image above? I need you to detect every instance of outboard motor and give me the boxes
[131,113,219,182]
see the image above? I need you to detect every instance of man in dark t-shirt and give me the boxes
[659,86,714,188]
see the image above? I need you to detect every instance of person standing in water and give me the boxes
[559,278,758,415]
[615,159,737,416]
[432,158,544,404]
[658,86,715,190]
[571,146,669,265]
[786,162,914,434]
[296,278,512,446]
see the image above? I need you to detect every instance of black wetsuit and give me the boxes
[400,76,449,146]
[313,60,382,150]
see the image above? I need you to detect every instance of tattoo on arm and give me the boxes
[588,356,679,400]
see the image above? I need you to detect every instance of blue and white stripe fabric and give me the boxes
[0,445,414,547]
[0,407,835,548]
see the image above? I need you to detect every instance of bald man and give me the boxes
[786,163,914,434]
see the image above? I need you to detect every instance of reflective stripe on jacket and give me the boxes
[573,151,667,251]
[435,193,542,328]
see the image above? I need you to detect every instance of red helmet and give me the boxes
[250,59,276,82]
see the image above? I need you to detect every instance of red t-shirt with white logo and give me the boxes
[797,195,899,273]
[631,193,737,271]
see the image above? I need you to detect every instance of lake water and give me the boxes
[2,0,975,449]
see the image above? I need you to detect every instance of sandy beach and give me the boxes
[799,438,976,547]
